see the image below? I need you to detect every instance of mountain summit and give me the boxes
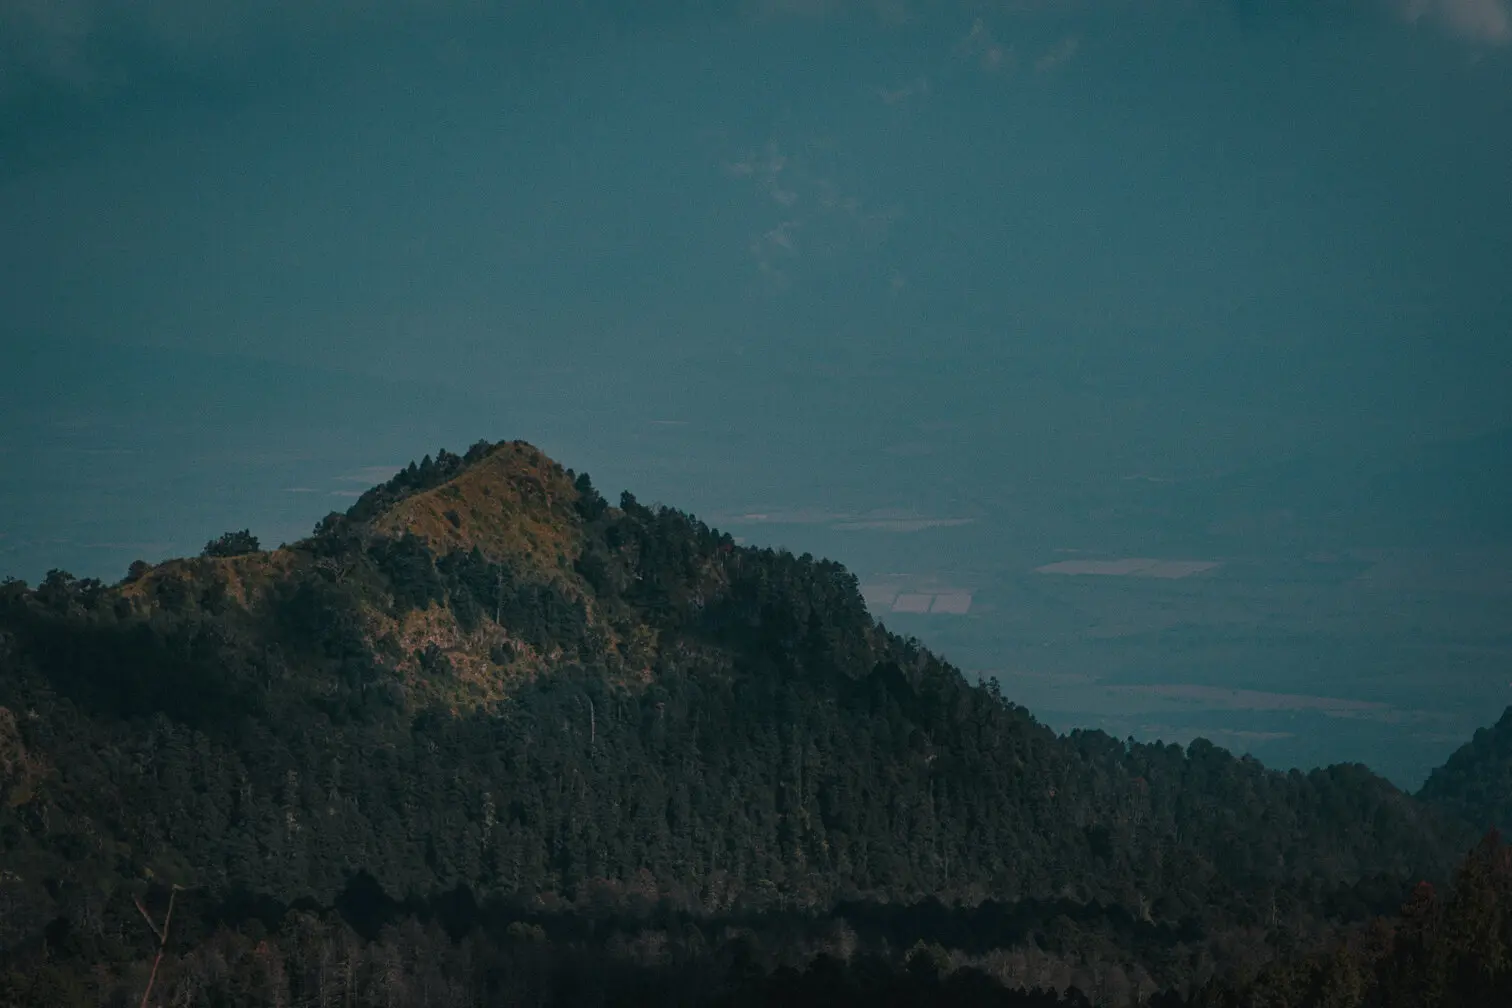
[0,440,1483,1003]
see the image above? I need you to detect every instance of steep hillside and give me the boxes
[0,440,1480,1005]
[1419,706,1512,834]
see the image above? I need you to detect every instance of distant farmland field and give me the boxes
[1036,558,1220,578]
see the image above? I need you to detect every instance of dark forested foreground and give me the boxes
[2,441,1509,1006]
[8,838,1512,1007]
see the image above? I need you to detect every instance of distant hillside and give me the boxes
[1419,706,1512,835]
[0,439,1482,1005]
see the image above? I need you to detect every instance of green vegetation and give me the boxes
[0,440,1500,1005]
[1419,708,1512,836]
[1183,831,1512,1007]
[202,530,262,558]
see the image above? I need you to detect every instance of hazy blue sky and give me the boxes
[2,0,1510,785]
[4,0,1510,565]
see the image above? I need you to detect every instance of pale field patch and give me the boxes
[930,592,972,614]
[1108,683,1396,718]
[1035,558,1220,578]
[834,517,974,532]
[892,593,934,613]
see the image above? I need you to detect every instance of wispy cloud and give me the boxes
[956,17,1011,73]
[1399,0,1511,43]
[1034,35,1080,73]
[725,143,791,203]
[6,1,1502,104]
[726,139,899,286]
[878,75,930,106]
[761,221,798,252]
[763,0,1512,48]
[750,219,802,282]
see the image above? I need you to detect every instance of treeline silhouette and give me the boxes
[5,831,1509,1006]
[1,897,1103,1006]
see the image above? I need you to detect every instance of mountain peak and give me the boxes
[119,440,582,605]
[98,440,613,714]
[337,440,584,576]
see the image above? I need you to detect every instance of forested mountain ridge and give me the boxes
[1419,707,1512,836]
[0,440,1488,1004]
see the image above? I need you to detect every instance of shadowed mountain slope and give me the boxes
[1419,706,1512,835]
[0,439,1484,1003]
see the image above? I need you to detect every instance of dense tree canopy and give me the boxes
[0,440,1490,1006]
[1419,708,1512,837]
[202,529,262,558]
